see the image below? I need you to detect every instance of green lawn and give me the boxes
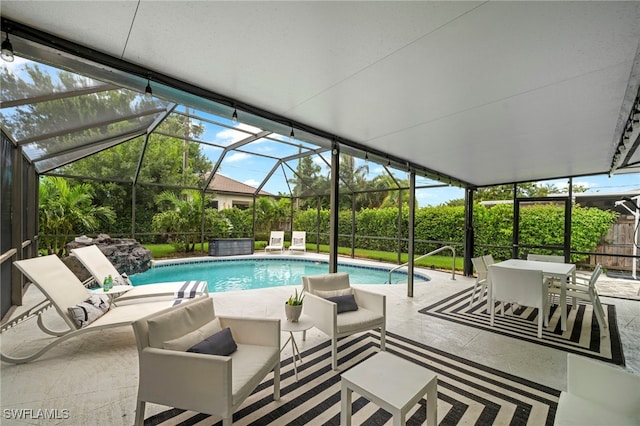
[143,242,462,272]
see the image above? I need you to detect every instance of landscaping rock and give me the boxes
[64,234,152,283]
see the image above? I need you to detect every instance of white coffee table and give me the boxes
[280,316,314,382]
[340,351,437,426]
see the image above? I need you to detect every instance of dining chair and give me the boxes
[488,264,549,338]
[469,256,488,307]
[482,254,495,266]
[527,253,565,288]
[548,263,607,330]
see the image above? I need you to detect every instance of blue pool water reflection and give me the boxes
[130,258,429,293]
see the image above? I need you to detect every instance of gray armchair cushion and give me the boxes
[327,294,359,313]
[187,327,237,356]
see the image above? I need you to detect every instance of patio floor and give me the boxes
[1,254,638,425]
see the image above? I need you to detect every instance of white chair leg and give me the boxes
[469,283,478,307]
[134,400,145,426]
[380,327,386,351]
[223,416,232,426]
[332,338,338,370]
[273,363,280,400]
[592,297,607,330]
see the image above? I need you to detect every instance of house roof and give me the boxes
[208,174,272,197]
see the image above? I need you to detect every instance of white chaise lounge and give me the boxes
[71,244,207,302]
[3,255,174,364]
[289,231,306,253]
[264,231,284,253]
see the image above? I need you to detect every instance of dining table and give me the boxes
[488,259,576,331]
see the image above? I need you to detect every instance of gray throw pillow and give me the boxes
[327,294,359,314]
[187,327,237,356]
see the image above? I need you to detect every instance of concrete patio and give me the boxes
[1,255,638,425]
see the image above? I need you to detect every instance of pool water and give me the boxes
[130,258,429,293]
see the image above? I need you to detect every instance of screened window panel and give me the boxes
[55,136,145,181]
[238,138,312,159]
[1,59,108,102]
[20,114,154,163]
[215,154,279,195]
[138,135,213,187]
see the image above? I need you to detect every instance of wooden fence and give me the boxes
[591,215,639,273]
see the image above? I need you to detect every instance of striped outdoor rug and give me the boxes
[145,330,560,426]
[419,287,625,365]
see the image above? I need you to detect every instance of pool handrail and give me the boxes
[387,245,456,284]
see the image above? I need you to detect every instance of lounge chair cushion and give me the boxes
[327,294,359,314]
[292,237,304,245]
[162,317,222,351]
[187,327,237,356]
[147,297,216,348]
[270,237,281,245]
[67,294,111,328]
[314,287,353,299]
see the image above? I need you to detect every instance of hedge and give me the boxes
[293,204,617,262]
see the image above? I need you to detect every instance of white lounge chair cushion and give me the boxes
[231,344,279,405]
[314,288,353,298]
[163,318,222,351]
[147,297,216,348]
[67,294,111,328]
[303,272,350,294]
[336,308,384,335]
[292,237,304,245]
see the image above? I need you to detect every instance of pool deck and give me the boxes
[1,252,638,425]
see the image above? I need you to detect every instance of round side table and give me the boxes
[280,316,314,382]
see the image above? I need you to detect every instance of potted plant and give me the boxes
[285,288,304,322]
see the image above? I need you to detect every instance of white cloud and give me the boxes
[226,152,250,163]
[244,179,260,187]
[215,122,263,145]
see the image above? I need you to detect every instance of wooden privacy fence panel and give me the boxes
[591,216,638,273]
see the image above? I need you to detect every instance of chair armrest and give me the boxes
[138,347,232,414]
[353,288,386,316]
[219,316,280,347]
[567,353,640,416]
[304,293,337,336]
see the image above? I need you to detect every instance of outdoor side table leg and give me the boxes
[340,381,352,426]
[289,331,298,381]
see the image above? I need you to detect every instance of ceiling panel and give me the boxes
[2,1,639,187]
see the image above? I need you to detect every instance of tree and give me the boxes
[151,190,230,252]
[253,197,290,233]
[39,176,116,255]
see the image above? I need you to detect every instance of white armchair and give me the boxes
[302,272,386,370]
[132,296,280,426]
[554,354,640,425]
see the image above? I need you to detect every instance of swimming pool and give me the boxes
[130,257,430,293]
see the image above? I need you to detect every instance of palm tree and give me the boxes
[151,190,230,252]
[39,176,116,255]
